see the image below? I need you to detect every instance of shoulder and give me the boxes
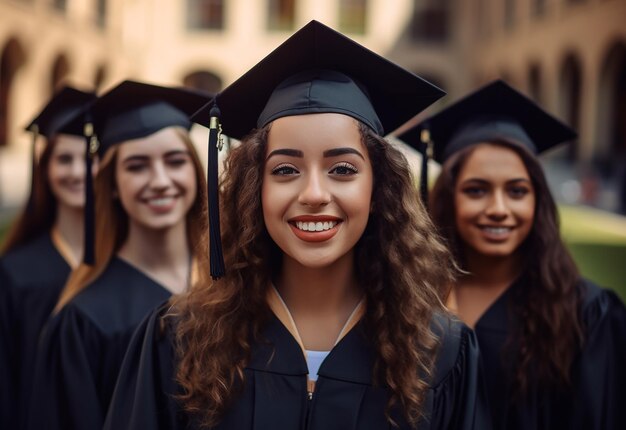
[429,312,477,389]
[579,278,626,334]
[70,259,171,335]
[0,233,68,289]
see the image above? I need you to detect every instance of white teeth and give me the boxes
[482,227,511,235]
[295,221,338,232]
[148,197,175,207]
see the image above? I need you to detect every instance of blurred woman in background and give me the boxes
[26,81,211,430]
[411,80,626,429]
[0,86,95,429]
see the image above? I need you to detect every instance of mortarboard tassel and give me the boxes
[419,127,433,209]
[83,119,97,265]
[208,104,225,279]
[26,125,39,214]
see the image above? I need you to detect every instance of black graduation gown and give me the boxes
[104,304,491,429]
[474,277,626,430]
[25,257,172,430]
[0,233,71,429]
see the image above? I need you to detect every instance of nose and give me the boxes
[297,170,331,207]
[70,157,86,178]
[149,161,173,191]
[485,190,509,220]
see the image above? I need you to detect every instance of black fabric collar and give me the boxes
[247,315,375,385]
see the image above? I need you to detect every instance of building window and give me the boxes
[52,0,67,12]
[187,0,225,30]
[474,0,491,41]
[96,0,107,28]
[528,64,542,104]
[338,0,367,34]
[411,0,450,43]
[504,0,515,29]
[268,0,296,31]
[532,0,547,17]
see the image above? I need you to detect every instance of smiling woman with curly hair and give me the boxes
[104,21,491,430]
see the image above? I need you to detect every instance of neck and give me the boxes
[462,248,523,288]
[276,252,362,318]
[54,203,84,266]
[117,220,191,294]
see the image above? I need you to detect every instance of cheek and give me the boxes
[261,180,277,220]
[454,194,476,224]
[115,172,138,212]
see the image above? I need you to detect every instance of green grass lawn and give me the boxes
[559,205,626,302]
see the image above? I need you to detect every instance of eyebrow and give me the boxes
[323,147,365,160]
[122,150,189,164]
[265,147,365,161]
[265,148,304,161]
[461,177,532,185]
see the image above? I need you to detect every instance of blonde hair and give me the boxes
[54,127,209,312]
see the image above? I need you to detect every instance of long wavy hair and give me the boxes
[1,137,60,254]
[54,127,209,311]
[430,140,584,396]
[167,121,455,428]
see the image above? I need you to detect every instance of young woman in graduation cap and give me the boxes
[104,21,491,430]
[0,86,95,429]
[25,81,212,430]
[404,80,626,429]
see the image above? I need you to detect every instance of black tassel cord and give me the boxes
[83,120,96,265]
[208,105,225,279]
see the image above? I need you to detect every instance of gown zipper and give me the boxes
[304,378,316,429]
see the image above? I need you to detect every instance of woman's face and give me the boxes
[115,127,197,231]
[454,143,535,259]
[262,113,374,269]
[48,134,90,210]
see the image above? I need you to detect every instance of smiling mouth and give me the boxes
[146,196,177,207]
[480,226,513,234]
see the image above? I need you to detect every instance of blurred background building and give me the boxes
[1,0,625,213]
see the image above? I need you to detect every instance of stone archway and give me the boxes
[597,40,626,159]
[527,62,543,105]
[0,37,27,148]
[558,52,583,160]
[94,64,107,91]
[597,39,626,213]
[50,53,70,94]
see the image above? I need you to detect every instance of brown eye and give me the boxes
[330,162,358,175]
[271,163,299,176]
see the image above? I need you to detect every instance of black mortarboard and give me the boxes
[398,80,577,204]
[86,80,213,155]
[190,20,445,279]
[23,86,96,212]
[74,80,212,265]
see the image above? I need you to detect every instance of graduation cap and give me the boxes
[190,20,445,279]
[74,80,213,265]
[397,79,577,204]
[23,86,96,212]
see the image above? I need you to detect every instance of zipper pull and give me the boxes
[307,391,313,401]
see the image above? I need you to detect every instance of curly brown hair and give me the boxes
[430,140,584,396]
[168,121,455,428]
